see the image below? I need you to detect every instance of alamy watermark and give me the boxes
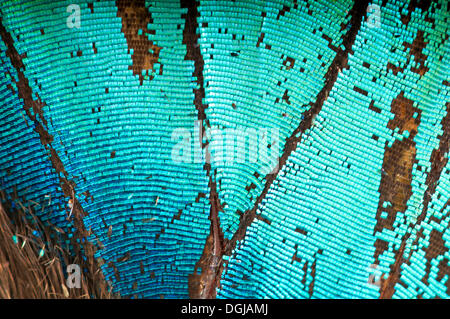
[171,121,281,175]
[66,263,81,288]
[66,4,81,29]
[367,4,381,28]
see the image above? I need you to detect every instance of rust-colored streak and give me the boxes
[181,0,224,298]
[116,0,161,84]
[374,92,420,298]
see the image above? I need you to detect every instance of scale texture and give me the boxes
[0,0,449,299]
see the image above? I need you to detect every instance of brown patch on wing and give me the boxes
[116,0,162,84]
[387,30,429,76]
[373,92,421,298]
[368,92,420,242]
[404,30,429,76]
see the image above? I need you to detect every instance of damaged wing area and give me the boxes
[0,0,449,299]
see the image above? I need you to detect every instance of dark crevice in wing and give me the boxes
[180,0,225,299]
